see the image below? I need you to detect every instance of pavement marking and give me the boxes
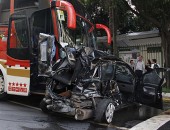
[8,100,41,111]
[129,115,170,130]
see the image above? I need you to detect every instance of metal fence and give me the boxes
[118,44,164,67]
[118,44,168,87]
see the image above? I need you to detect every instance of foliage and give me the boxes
[79,0,155,34]
[79,0,109,25]
[162,87,170,93]
[80,0,170,34]
[127,0,170,29]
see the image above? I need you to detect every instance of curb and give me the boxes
[161,109,170,115]
[163,97,170,102]
[162,92,170,102]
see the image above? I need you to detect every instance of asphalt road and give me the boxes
[0,95,165,130]
[0,101,60,130]
[0,100,119,130]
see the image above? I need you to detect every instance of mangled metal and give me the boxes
[38,33,56,76]
[41,46,121,122]
[41,44,164,123]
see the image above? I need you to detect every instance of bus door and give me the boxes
[6,14,31,96]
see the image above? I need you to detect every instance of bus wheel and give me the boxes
[0,74,8,100]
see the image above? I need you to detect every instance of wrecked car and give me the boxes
[40,45,164,124]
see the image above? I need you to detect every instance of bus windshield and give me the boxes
[56,9,96,49]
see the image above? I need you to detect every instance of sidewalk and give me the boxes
[162,92,170,98]
[163,92,170,102]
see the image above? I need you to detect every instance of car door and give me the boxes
[136,70,163,109]
[115,62,136,93]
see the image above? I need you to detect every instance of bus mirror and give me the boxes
[96,24,111,45]
[51,0,76,29]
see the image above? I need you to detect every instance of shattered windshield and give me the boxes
[56,9,96,48]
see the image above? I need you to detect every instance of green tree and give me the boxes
[79,0,110,26]
[79,0,153,33]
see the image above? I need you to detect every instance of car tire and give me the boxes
[40,99,50,113]
[0,74,9,101]
[94,99,115,123]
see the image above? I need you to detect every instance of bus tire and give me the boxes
[0,74,9,100]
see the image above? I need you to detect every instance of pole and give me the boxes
[109,0,118,56]
[113,0,118,57]
[109,0,113,54]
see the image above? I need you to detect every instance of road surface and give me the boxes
[0,101,118,130]
[0,95,166,130]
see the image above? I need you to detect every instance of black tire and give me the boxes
[94,99,115,123]
[0,74,9,101]
[0,93,8,101]
[40,99,50,113]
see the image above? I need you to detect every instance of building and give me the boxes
[97,30,163,66]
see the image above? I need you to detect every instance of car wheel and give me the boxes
[40,99,50,113]
[0,74,8,100]
[94,99,115,123]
